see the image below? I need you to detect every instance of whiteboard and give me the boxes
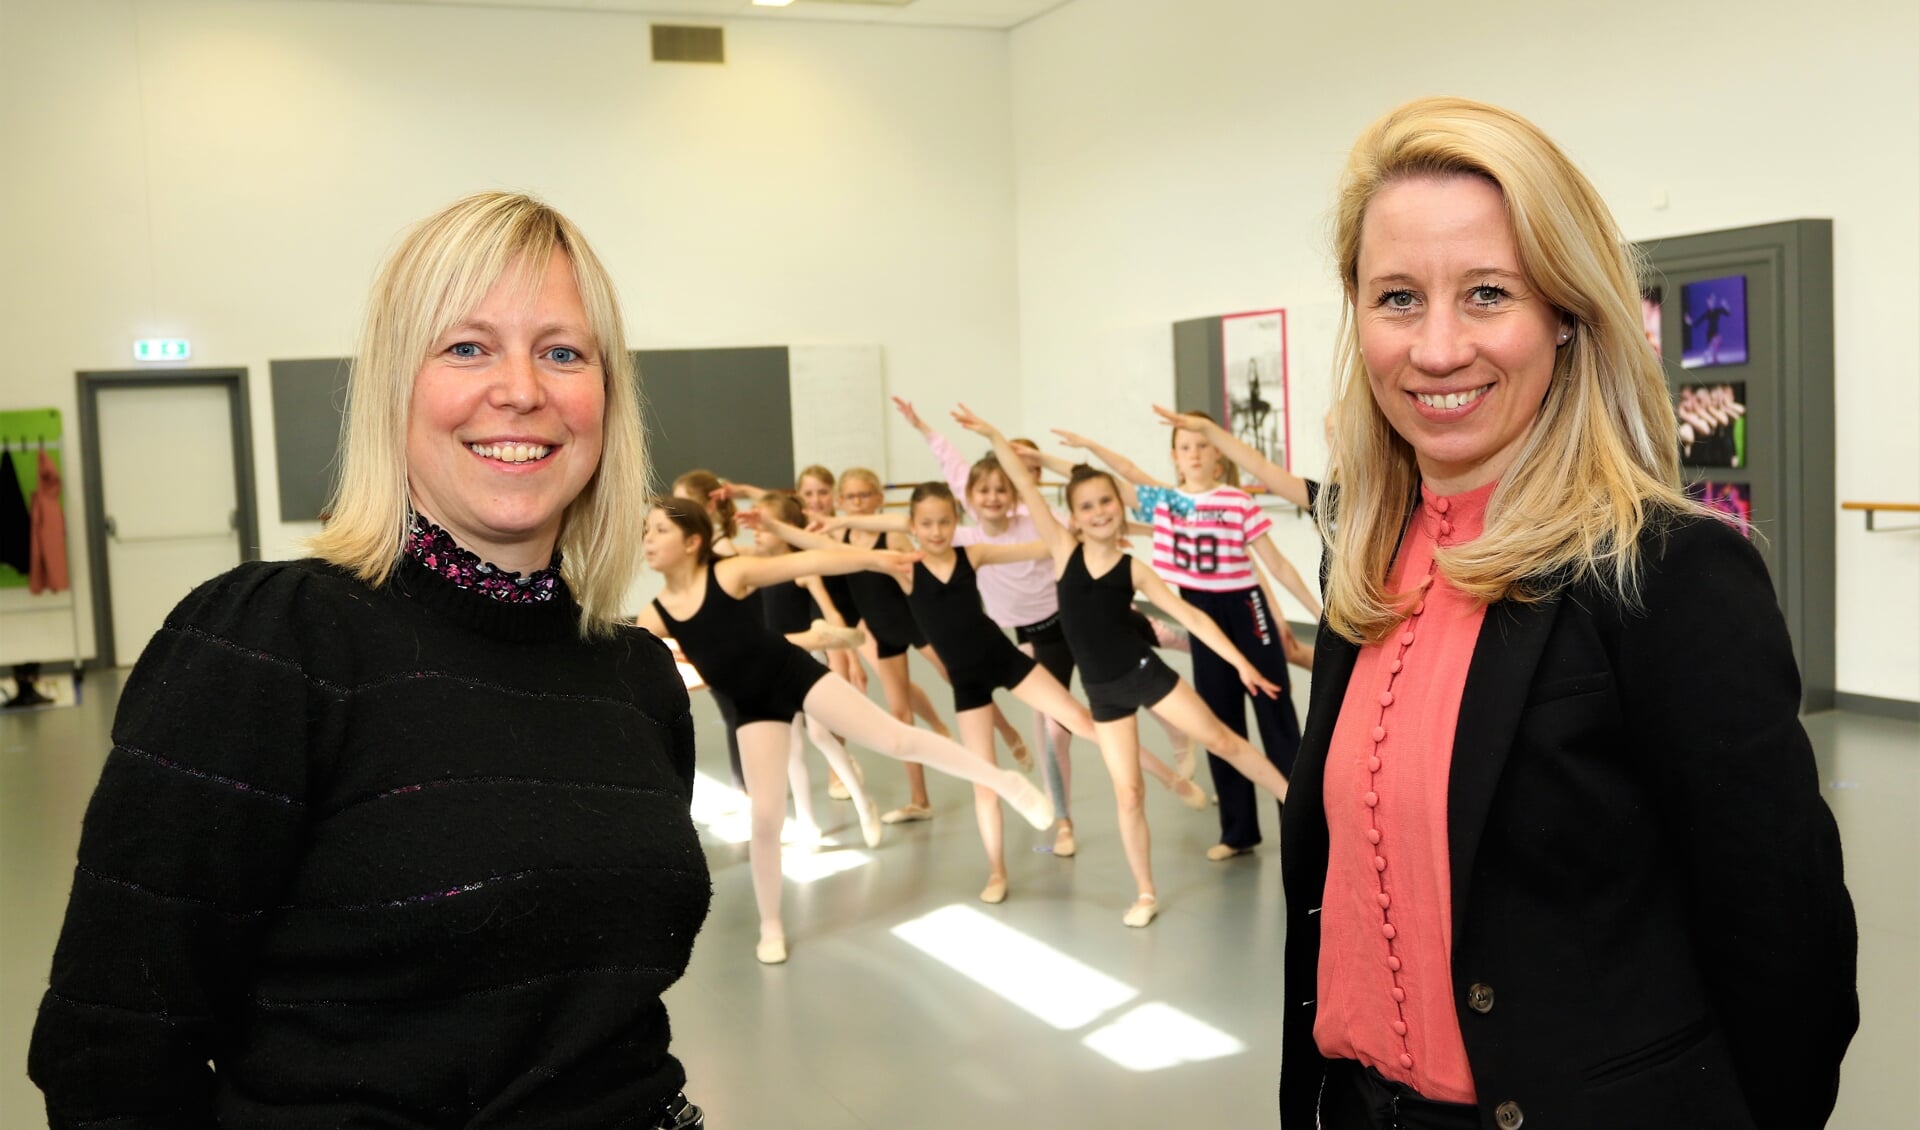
[788,345,888,482]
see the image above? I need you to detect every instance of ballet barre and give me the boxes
[1840,501,1920,533]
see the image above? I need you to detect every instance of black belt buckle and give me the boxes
[652,1092,704,1129]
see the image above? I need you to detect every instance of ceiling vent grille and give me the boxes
[651,24,724,65]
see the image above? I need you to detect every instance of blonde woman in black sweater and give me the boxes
[31,195,714,1129]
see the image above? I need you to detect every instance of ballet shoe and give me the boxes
[756,937,788,965]
[810,619,866,650]
[1002,774,1056,831]
[1052,821,1077,858]
[1205,842,1255,862]
[827,775,852,801]
[1169,777,1208,811]
[860,806,884,849]
[1122,895,1159,928]
[881,803,933,825]
[979,876,1009,905]
[1007,734,1035,773]
[1173,740,1198,782]
[786,823,825,851]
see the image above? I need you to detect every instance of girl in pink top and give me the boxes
[892,396,1079,855]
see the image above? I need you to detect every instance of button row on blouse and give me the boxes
[1363,553,1437,1069]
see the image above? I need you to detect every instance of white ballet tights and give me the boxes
[801,675,1045,807]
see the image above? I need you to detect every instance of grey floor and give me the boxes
[2,657,1913,1128]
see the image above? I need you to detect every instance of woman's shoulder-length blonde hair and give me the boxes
[1318,96,1692,645]
[308,191,649,640]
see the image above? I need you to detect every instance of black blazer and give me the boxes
[1279,514,1857,1129]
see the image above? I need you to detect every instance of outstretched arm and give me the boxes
[1050,429,1164,512]
[1015,443,1079,481]
[1250,534,1322,621]
[1051,428,1165,492]
[817,512,910,534]
[1153,404,1311,510]
[1132,561,1281,699]
[721,546,918,592]
[745,511,842,552]
[969,540,1052,567]
[951,403,1076,557]
[894,396,978,507]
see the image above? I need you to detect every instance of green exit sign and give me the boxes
[134,338,192,361]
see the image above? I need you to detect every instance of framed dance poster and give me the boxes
[1219,308,1290,471]
[1680,274,1748,369]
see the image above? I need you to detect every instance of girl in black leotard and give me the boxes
[716,465,869,800]
[819,468,954,824]
[673,470,750,791]
[955,406,1293,928]
[636,499,1053,965]
[748,491,872,848]
[869,482,1106,906]
[674,471,864,794]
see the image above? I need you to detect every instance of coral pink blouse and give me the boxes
[1313,479,1496,1104]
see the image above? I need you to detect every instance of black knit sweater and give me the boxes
[28,555,712,1128]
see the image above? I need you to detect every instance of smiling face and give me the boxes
[797,472,836,517]
[405,250,604,573]
[1355,174,1564,494]
[1067,475,1126,543]
[967,466,1014,522]
[910,495,957,554]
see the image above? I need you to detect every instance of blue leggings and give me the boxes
[1178,584,1299,849]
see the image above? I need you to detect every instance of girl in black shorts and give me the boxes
[954,407,1293,928]
[748,491,874,847]
[824,468,958,823]
[638,499,1054,964]
[674,471,865,793]
[884,482,1108,905]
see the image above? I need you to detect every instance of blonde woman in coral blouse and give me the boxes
[1278,97,1855,1130]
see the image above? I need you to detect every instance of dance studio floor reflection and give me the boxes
[2,659,1913,1128]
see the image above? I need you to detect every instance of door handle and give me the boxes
[104,515,117,540]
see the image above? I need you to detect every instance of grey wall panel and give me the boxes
[1173,316,1225,418]
[634,347,794,492]
[1638,220,1835,710]
[269,358,350,523]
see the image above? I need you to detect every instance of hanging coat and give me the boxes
[0,449,30,575]
[29,450,69,594]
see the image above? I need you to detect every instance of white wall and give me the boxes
[1010,0,1920,704]
[0,0,1020,661]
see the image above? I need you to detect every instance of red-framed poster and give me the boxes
[1219,308,1289,472]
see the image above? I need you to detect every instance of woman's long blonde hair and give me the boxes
[1319,97,1689,645]
[309,192,650,638]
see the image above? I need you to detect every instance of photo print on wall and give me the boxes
[1687,480,1754,538]
[1680,274,1748,369]
[1220,309,1289,470]
[1676,382,1747,468]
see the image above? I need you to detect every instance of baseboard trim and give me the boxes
[1832,692,1920,722]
